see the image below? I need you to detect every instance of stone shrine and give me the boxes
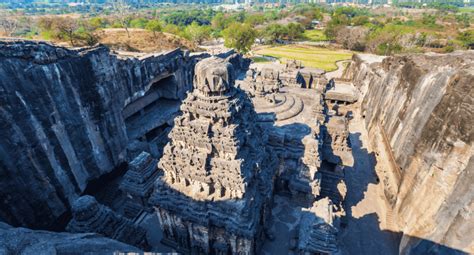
[297,198,339,254]
[66,195,149,250]
[119,151,159,219]
[321,115,353,167]
[245,67,282,100]
[150,57,277,254]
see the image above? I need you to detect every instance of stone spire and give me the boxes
[157,57,270,201]
[151,57,276,254]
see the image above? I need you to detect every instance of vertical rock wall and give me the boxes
[345,52,473,254]
[0,41,208,229]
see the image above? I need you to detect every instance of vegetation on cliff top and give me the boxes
[0,4,472,55]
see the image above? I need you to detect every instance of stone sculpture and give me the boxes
[244,67,282,102]
[150,57,277,254]
[280,60,304,87]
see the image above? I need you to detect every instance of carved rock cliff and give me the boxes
[345,52,473,254]
[0,40,250,229]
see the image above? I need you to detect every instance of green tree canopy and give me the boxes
[265,23,289,43]
[222,23,256,54]
[184,22,211,45]
[146,19,162,37]
[287,23,305,40]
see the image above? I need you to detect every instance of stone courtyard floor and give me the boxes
[260,101,401,255]
[339,104,402,255]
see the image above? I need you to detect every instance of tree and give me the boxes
[0,10,18,37]
[244,14,265,26]
[287,23,305,41]
[146,20,162,38]
[88,17,107,30]
[223,23,256,54]
[54,18,80,46]
[265,23,288,43]
[421,14,436,27]
[324,14,350,40]
[130,17,148,29]
[184,22,211,45]
[211,12,235,32]
[76,19,100,46]
[335,26,369,51]
[456,13,470,28]
[112,0,131,38]
[352,16,370,26]
[163,23,181,35]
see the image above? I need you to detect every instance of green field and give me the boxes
[459,7,474,13]
[250,56,272,63]
[303,29,328,42]
[255,45,353,71]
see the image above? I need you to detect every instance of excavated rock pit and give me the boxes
[0,39,472,254]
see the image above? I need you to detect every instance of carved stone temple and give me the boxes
[150,57,277,254]
[66,195,149,250]
[297,198,338,254]
[119,151,159,219]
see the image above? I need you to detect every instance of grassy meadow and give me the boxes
[303,29,328,42]
[255,45,353,71]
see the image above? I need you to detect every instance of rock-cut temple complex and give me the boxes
[1,40,472,255]
[150,57,277,254]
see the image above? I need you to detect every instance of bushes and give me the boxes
[37,17,99,46]
[145,20,162,38]
[457,30,474,49]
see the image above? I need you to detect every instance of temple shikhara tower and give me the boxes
[150,57,276,254]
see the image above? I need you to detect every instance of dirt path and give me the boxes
[325,60,350,80]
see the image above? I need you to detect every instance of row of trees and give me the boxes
[323,6,473,54]
[3,3,472,54]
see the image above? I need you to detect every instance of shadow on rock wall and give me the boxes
[340,132,468,255]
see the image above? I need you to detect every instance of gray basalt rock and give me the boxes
[244,67,282,100]
[0,221,141,254]
[119,151,160,219]
[0,40,222,229]
[150,57,277,254]
[346,52,474,254]
[66,195,149,250]
[298,198,339,254]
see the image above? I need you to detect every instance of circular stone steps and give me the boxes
[276,95,304,121]
[256,94,304,122]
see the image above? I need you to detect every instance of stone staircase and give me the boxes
[256,94,304,122]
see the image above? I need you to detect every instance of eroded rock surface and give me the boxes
[0,221,140,254]
[66,195,149,250]
[345,52,474,254]
[0,40,250,230]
